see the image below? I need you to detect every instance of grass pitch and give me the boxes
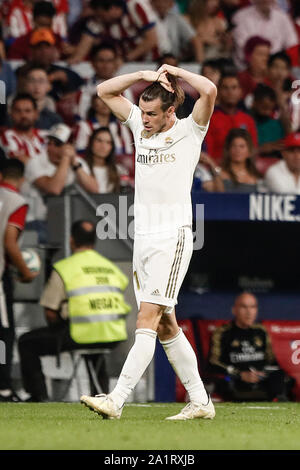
[0,402,299,450]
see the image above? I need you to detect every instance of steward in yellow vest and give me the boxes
[54,249,131,344]
[18,220,131,402]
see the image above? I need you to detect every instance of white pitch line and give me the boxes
[244,406,286,410]
[126,404,287,410]
[216,405,286,410]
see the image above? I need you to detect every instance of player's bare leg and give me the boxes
[157,310,215,420]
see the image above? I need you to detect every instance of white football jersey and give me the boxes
[123,104,209,235]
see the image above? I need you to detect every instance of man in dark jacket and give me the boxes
[209,292,293,401]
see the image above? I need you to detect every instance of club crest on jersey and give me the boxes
[141,130,150,139]
[165,137,173,145]
[254,337,263,347]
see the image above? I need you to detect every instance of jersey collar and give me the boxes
[0,181,19,193]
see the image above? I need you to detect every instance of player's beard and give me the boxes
[16,120,34,132]
[156,117,168,134]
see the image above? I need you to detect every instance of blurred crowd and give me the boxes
[1,0,300,230]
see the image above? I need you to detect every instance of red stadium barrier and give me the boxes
[262,321,300,401]
[196,319,230,363]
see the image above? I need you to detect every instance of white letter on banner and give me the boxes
[249,194,263,220]
[284,196,296,221]
[271,195,283,221]
[264,195,270,221]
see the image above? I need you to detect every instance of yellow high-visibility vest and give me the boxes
[54,250,131,344]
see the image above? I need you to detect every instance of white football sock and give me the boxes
[109,328,157,408]
[160,328,208,405]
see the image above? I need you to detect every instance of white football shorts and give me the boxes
[133,226,193,314]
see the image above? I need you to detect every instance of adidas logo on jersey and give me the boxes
[151,289,161,296]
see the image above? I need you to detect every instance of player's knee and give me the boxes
[157,311,179,339]
[136,303,165,330]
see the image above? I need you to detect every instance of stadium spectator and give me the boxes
[267,51,293,92]
[18,219,131,402]
[237,36,271,103]
[185,0,231,61]
[24,123,98,223]
[265,52,299,132]
[66,0,89,28]
[68,0,159,64]
[0,159,36,403]
[232,0,299,70]
[5,0,68,41]
[17,32,84,102]
[75,42,134,121]
[84,127,131,193]
[130,53,197,117]
[0,57,16,99]
[175,0,191,13]
[0,93,46,164]
[74,94,133,156]
[220,128,262,192]
[208,292,293,401]
[193,153,225,192]
[204,73,258,163]
[7,2,63,60]
[151,0,204,62]
[250,84,286,157]
[0,94,57,234]
[0,23,5,59]
[22,65,63,130]
[220,0,251,25]
[264,132,300,193]
[201,58,223,87]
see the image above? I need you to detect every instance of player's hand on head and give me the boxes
[157,71,174,93]
[140,70,174,92]
[157,64,179,77]
[141,70,160,82]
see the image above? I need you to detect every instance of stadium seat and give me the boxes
[56,348,111,401]
[130,81,149,104]
[262,321,300,401]
[196,319,230,366]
